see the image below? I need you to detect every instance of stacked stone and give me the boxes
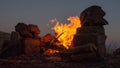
[0,23,42,58]
[13,23,41,56]
[73,5,108,59]
[80,5,108,26]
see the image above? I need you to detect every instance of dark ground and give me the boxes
[0,55,120,68]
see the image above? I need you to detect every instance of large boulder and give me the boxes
[72,5,108,59]
[15,23,32,38]
[15,23,42,56]
[0,31,10,51]
[73,26,107,58]
[0,40,24,58]
[28,24,40,38]
[15,23,40,39]
[24,38,41,56]
[41,33,55,44]
[0,23,42,58]
[10,31,21,40]
[80,5,108,26]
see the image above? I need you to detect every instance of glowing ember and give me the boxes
[52,16,81,49]
[44,49,59,55]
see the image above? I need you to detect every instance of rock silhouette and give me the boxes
[80,5,108,26]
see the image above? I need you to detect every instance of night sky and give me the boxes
[0,0,120,44]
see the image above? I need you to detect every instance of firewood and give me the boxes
[59,43,105,62]
[41,33,66,51]
[60,43,97,55]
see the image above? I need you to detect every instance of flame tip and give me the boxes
[52,16,81,49]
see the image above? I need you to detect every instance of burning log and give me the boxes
[52,16,81,49]
[41,33,55,46]
[41,33,66,56]
[43,49,59,56]
[60,43,97,54]
[50,32,64,46]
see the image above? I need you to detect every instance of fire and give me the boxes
[52,16,81,49]
[44,49,59,55]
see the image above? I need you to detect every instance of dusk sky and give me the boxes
[0,0,120,44]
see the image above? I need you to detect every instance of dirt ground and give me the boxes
[0,55,120,68]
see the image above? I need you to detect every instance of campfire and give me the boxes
[42,16,81,55]
[52,16,81,49]
[0,5,108,62]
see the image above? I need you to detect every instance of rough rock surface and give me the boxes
[0,31,10,50]
[80,5,108,26]
[24,38,41,55]
[73,5,108,59]
[0,23,42,58]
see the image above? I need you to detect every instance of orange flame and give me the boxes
[52,16,81,49]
